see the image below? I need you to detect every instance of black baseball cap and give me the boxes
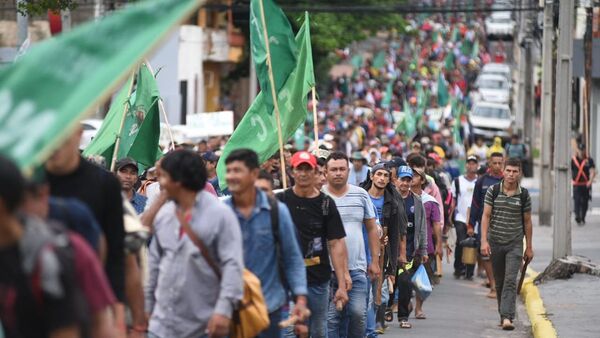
[115,157,139,172]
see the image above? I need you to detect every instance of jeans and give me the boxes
[490,240,523,321]
[365,279,377,338]
[258,309,283,338]
[307,281,330,338]
[328,270,368,338]
[573,185,590,222]
[390,258,420,321]
[454,221,475,278]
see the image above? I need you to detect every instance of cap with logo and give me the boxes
[397,166,413,178]
[466,155,478,163]
[291,151,317,169]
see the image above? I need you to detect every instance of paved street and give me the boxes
[382,259,530,338]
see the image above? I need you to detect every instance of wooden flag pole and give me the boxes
[110,71,136,172]
[144,60,176,151]
[312,87,319,150]
[258,0,287,189]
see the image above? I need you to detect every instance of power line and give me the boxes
[202,4,541,15]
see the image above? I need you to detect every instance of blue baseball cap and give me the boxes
[398,166,413,179]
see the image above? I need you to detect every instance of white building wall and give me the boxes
[149,31,181,124]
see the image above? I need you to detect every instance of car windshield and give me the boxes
[473,106,510,119]
[478,78,508,89]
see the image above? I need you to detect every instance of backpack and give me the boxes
[489,183,529,230]
[19,218,82,326]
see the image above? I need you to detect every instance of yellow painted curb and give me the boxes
[520,269,558,338]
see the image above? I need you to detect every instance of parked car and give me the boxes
[481,62,512,83]
[469,102,513,141]
[471,73,511,104]
[485,12,516,40]
[79,119,104,150]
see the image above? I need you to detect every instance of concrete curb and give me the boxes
[520,269,558,338]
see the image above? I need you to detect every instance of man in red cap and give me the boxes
[276,151,349,338]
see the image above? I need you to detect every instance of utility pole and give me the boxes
[523,0,534,177]
[539,0,554,225]
[553,0,574,259]
[15,0,28,46]
[516,0,526,135]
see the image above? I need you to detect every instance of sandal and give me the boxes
[502,319,515,331]
[399,319,412,329]
[384,308,393,322]
[415,312,427,319]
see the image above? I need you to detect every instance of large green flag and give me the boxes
[0,0,200,170]
[250,0,297,115]
[438,72,449,107]
[217,12,315,188]
[83,63,162,170]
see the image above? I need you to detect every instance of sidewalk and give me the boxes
[527,214,600,338]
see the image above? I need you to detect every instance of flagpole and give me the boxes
[144,60,176,151]
[311,87,319,150]
[110,72,136,171]
[258,0,287,189]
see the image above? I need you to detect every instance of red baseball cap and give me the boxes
[291,151,317,169]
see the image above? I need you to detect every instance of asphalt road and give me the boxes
[381,259,530,338]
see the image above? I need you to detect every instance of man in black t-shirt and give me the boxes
[44,128,126,329]
[0,156,83,338]
[276,151,348,338]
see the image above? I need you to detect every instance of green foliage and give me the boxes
[16,0,78,16]
[285,0,409,91]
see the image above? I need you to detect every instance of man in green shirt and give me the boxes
[480,157,534,331]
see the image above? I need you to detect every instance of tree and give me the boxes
[16,0,78,15]
[285,0,408,90]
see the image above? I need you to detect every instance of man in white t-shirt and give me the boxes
[323,151,380,338]
[451,155,479,279]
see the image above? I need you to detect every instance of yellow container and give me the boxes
[462,247,478,265]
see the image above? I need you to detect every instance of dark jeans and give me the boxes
[573,185,590,222]
[389,257,420,321]
[454,221,475,278]
[258,308,283,338]
[490,239,523,321]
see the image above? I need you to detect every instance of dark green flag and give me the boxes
[250,0,297,114]
[83,63,162,170]
[217,13,314,188]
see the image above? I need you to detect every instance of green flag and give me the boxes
[444,51,455,70]
[83,63,162,169]
[451,26,460,42]
[372,51,386,69]
[0,0,200,170]
[438,72,449,107]
[217,12,315,189]
[250,0,297,115]
[351,55,363,70]
[381,81,393,109]
[396,99,417,139]
[471,39,480,59]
